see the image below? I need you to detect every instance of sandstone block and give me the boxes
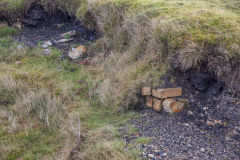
[146,96,152,108]
[162,98,185,114]
[68,45,87,60]
[152,87,182,98]
[141,87,151,96]
[153,98,162,112]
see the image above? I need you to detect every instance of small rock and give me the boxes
[162,153,167,156]
[43,49,52,55]
[17,45,24,49]
[41,40,53,48]
[148,153,154,159]
[15,61,22,66]
[54,38,74,44]
[0,21,8,27]
[206,120,215,126]
[13,22,22,28]
[68,45,87,60]
[60,30,77,38]
[188,111,193,115]
[184,123,190,127]
[200,147,205,152]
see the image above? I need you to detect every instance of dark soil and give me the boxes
[14,5,97,53]
[121,70,240,159]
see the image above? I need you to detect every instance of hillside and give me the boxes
[0,0,239,159]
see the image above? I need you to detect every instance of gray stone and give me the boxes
[54,38,74,44]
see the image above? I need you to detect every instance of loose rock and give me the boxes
[43,49,52,55]
[68,45,87,60]
[0,21,8,27]
[60,30,77,38]
[55,38,74,44]
[41,40,53,48]
[13,22,22,28]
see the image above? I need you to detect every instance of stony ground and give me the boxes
[121,72,240,160]
[14,5,97,54]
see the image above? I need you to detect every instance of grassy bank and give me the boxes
[0,0,240,159]
[77,0,240,110]
[0,26,139,159]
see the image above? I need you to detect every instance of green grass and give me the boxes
[0,0,240,159]
[0,26,139,160]
[135,137,152,145]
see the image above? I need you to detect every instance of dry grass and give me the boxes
[78,125,136,160]
[76,0,240,107]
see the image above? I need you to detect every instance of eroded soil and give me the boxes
[14,5,97,54]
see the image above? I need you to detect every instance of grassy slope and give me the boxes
[75,0,240,110]
[0,27,138,159]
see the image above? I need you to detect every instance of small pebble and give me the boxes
[148,153,154,159]
[200,147,205,152]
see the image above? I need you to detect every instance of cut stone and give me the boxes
[60,30,77,38]
[152,87,182,98]
[162,98,185,114]
[207,120,215,126]
[153,98,162,112]
[68,45,87,60]
[141,87,151,96]
[146,96,153,108]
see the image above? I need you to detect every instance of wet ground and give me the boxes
[14,5,97,53]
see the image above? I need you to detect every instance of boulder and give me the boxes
[43,49,52,55]
[152,87,182,98]
[68,45,87,60]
